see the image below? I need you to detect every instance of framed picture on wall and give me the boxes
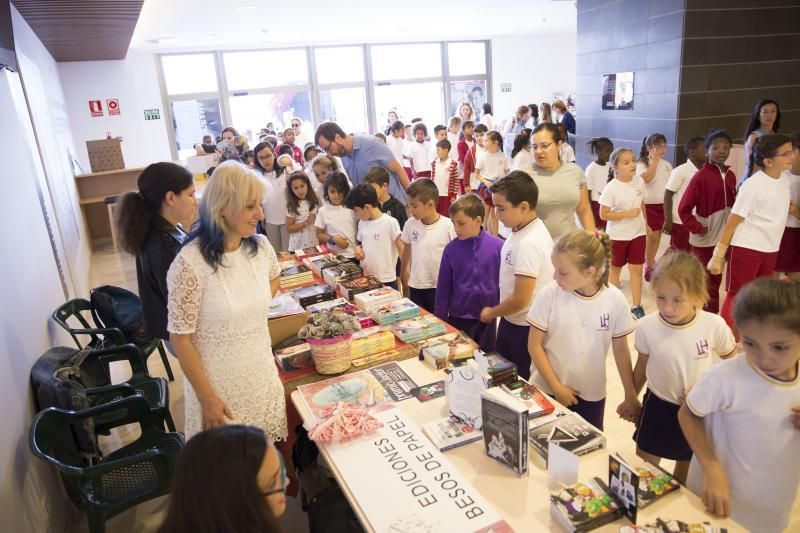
[602,72,634,110]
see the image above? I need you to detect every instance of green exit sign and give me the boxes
[144,108,161,120]
[500,83,512,93]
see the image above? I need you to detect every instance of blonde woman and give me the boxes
[458,101,477,123]
[167,161,286,441]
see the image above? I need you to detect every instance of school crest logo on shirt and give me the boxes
[598,313,610,331]
[373,233,381,241]
[504,250,513,265]
[694,339,710,359]
[411,230,419,242]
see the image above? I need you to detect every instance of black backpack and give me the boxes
[90,285,150,345]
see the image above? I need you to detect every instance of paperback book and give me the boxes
[529,411,606,464]
[609,453,681,524]
[322,262,363,286]
[475,351,518,388]
[550,477,622,532]
[292,283,338,308]
[338,276,384,301]
[390,315,448,343]
[500,379,555,419]
[305,297,350,315]
[268,292,306,320]
[619,519,728,532]
[279,264,313,289]
[305,254,344,277]
[417,331,478,370]
[445,360,490,430]
[273,342,313,372]
[354,286,402,312]
[480,387,529,475]
[422,416,483,451]
[350,326,396,359]
[368,298,421,325]
[294,244,331,259]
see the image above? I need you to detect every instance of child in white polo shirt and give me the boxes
[314,172,357,259]
[632,252,736,483]
[345,184,404,289]
[528,230,639,430]
[663,136,706,252]
[480,171,554,380]
[679,278,800,533]
[400,179,456,313]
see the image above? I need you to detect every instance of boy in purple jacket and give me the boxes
[435,194,503,351]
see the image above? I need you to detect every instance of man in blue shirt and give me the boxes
[315,122,410,204]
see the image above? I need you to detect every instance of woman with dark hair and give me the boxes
[167,161,286,441]
[742,99,781,180]
[115,163,197,350]
[527,103,539,128]
[511,129,534,171]
[523,123,595,239]
[253,141,289,253]
[159,425,286,533]
[481,102,495,131]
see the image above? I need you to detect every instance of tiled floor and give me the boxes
[68,236,798,532]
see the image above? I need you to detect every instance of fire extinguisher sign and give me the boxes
[107,98,120,116]
[89,100,103,117]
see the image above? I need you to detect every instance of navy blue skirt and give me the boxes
[633,389,692,461]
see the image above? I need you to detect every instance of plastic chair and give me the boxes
[85,344,176,432]
[30,395,184,533]
[52,298,175,382]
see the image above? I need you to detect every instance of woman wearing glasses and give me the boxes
[522,123,595,240]
[159,425,287,532]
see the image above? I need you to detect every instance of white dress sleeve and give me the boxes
[166,249,204,335]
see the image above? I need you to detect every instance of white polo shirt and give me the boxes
[432,157,456,197]
[584,161,610,202]
[664,160,699,223]
[686,355,800,533]
[499,218,554,326]
[315,204,358,258]
[404,140,431,173]
[634,311,736,404]
[527,282,634,401]
[260,170,288,225]
[730,170,792,252]
[476,150,510,183]
[400,216,456,289]
[636,159,673,204]
[357,213,401,283]
[386,135,405,165]
[598,177,647,241]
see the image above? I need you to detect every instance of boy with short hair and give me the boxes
[457,120,476,167]
[364,167,408,230]
[345,184,404,289]
[431,125,448,162]
[431,139,460,216]
[406,123,431,180]
[400,180,456,312]
[480,171,554,379]
[436,194,504,351]
[463,123,487,192]
[663,137,706,252]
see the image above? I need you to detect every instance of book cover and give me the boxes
[305,297,350,315]
[390,315,447,343]
[445,361,490,430]
[273,342,313,372]
[609,453,680,518]
[354,286,402,311]
[294,244,330,258]
[339,276,384,301]
[281,264,311,277]
[422,416,483,451]
[529,411,606,463]
[322,262,363,285]
[480,387,529,476]
[307,255,343,277]
[621,519,729,532]
[368,298,421,325]
[291,283,337,307]
[418,331,479,370]
[268,292,306,319]
[500,379,555,419]
[550,477,622,532]
[609,453,641,523]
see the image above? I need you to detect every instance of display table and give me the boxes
[75,167,145,246]
[290,358,744,532]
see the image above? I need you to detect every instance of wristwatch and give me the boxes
[327,235,336,246]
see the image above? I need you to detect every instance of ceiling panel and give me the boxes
[12,0,143,61]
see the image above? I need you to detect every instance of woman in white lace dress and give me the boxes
[167,161,287,441]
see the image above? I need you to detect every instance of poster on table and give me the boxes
[323,406,513,532]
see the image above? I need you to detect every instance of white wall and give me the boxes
[490,33,576,124]
[58,51,172,171]
[1,7,88,532]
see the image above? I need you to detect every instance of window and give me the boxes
[228,92,312,146]
[319,88,368,135]
[170,98,222,159]
[370,43,441,81]
[315,47,364,84]
[224,49,308,90]
[447,42,487,76]
[373,82,444,128]
[162,54,217,95]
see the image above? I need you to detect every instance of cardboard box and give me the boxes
[268,312,308,347]
[86,139,124,172]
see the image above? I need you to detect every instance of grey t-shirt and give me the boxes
[524,162,588,240]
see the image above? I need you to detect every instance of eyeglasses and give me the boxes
[319,138,338,153]
[291,123,301,128]
[771,150,795,159]
[261,451,287,497]
[531,142,555,151]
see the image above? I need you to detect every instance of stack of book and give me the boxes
[422,416,483,451]
[304,254,345,277]
[608,453,681,524]
[305,297,376,328]
[273,343,313,372]
[480,387,529,476]
[478,351,518,388]
[338,276,384,301]
[416,331,478,370]
[550,478,621,532]
[354,286,402,312]
[291,283,337,308]
[499,379,555,420]
[528,411,606,464]
[294,244,330,260]
[345,305,375,329]
[350,326,396,359]
[322,262,362,286]
[368,298,421,325]
[390,315,448,343]
[279,262,313,290]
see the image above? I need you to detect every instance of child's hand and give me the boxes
[553,384,580,407]
[307,213,316,225]
[332,235,349,248]
[698,225,708,236]
[648,147,662,163]
[702,462,731,517]
[354,245,365,261]
[789,201,800,220]
[616,398,641,423]
[400,270,410,294]
[791,405,800,432]
[662,220,673,235]
[678,387,691,404]
[479,307,494,323]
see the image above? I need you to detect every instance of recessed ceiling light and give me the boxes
[235,4,256,11]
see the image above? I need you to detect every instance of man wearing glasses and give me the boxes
[315,121,411,204]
